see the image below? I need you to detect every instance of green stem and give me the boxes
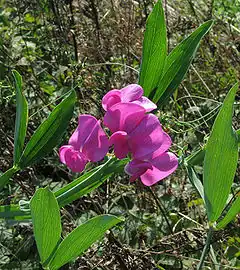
[197,226,214,270]
[149,187,173,234]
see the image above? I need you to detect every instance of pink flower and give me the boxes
[102,84,157,112]
[103,101,178,186]
[103,103,171,160]
[59,115,109,172]
[124,149,178,186]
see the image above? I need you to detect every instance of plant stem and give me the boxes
[149,187,173,234]
[197,226,214,270]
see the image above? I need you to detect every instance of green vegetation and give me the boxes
[0,0,239,269]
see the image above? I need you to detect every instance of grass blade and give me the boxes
[30,187,62,265]
[19,91,76,168]
[12,70,28,164]
[216,195,240,229]
[153,20,213,105]
[203,83,239,222]
[138,0,167,97]
[48,215,123,270]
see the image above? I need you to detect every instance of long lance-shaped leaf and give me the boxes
[56,157,128,208]
[153,20,213,105]
[48,215,123,270]
[0,157,128,220]
[216,194,240,229]
[138,0,167,97]
[204,83,239,222]
[12,70,28,164]
[30,187,62,265]
[19,91,76,168]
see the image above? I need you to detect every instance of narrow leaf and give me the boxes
[0,166,19,190]
[56,157,128,208]
[19,91,76,168]
[12,70,28,164]
[138,0,167,97]
[204,83,239,222]
[30,187,62,264]
[216,194,240,229]
[153,20,213,105]
[186,166,204,200]
[0,158,128,221]
[48,215,123,270]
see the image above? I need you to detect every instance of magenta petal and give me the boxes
[124,159,152,182]
[82,120,109,162]
[59,145,73,164]
[133,96,157,112]
[59,146,88,172]
[140,152,178,186]
[109,131,129,159]
[121,84,143,102]
[102,89,121,111]
[69,115,98,150]
[103,103,145,134]
[129,114,172,159]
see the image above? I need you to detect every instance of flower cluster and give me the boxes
[59,84,178,186]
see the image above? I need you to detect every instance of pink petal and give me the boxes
[128,114,172,159]
[103,103,145,134]
[140,152,178,186]
[121,84,143,102]
[82,120,109,162]
[59,145,88,172]
[102,89,121,111]
[69,115,98,150]
[109,131,129,159]
[133,96,157,112]
[124,159,152,182]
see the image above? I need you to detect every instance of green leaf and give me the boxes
[204,83,239,222]
[186,166,204,200]
[0,166,19,190]
[12,70,28,164]
[19,91,76,168]
[138,0,167,97]
[216,195,240,229]
[0,204,31,220]
[48,215,123,270]
[56,157,128,208]
[30,187,62,265]
[0,158,128,221]
[153,20,213,105]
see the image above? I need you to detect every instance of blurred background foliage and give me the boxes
[0,0,239,269]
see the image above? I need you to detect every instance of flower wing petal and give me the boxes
[103,103,145,133]
[102,89,121,111]
[140,152,178,186]
[59,146,88,172]
[121,84,143,102]
[109,131,129,159]
[82,120,109,162]
[124,159,152,182]
[69,115,98,150]
[129,114,172,159]
[133,96,157,112]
